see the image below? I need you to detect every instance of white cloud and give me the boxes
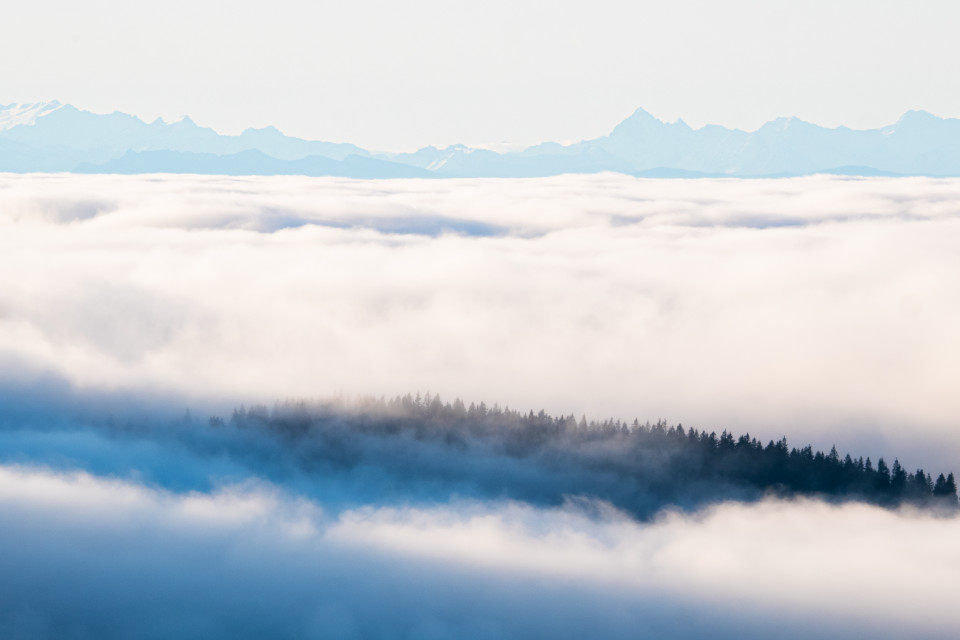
[1,463,957,638]
[2,173,960,467]
[333,497,960,632]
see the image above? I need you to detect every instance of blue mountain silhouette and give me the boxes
[3,101,959,177]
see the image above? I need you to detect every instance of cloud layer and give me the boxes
[3,173,959,466]
[1,462,958,639]
[3,173,960,637]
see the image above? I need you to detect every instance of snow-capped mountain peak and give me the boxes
[0,100,65,131]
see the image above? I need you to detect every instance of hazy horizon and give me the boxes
[1,99,956,153]
[4,0,960,149]
[5,1,960,636]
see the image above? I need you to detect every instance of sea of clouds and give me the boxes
[2,172,959,462]
[1,172,959,638]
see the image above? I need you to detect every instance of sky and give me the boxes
[2,0,960,150]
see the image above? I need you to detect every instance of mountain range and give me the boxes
[2,101,959,178]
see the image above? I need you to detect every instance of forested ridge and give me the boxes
[216,393,959,517]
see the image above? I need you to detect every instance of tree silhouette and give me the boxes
[218,394,958,516]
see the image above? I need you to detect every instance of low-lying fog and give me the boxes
[2,172,958,467]
[2,173,959,638]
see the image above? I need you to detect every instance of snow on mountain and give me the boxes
[0,102,371,171]
[0,101,65,131]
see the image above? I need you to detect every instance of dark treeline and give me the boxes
[215,393,959,517]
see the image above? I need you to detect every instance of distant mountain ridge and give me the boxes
[2,101,960,178]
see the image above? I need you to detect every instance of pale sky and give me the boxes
[2,0,959,150]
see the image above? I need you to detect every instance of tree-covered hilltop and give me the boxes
[218,394,959,517]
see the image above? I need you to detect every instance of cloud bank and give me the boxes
[3,172,960,637]
[2,172,959,466]
[1,462,957,639]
